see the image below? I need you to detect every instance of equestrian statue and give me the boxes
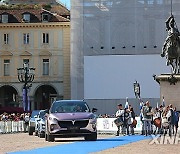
[161,15,180,74]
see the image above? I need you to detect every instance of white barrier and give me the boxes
[97,118,118,133]
[0,121,5,133]
[0,118,142,134]
[5,121,12,133]
[18,121,24,132]
[12,121,18,132]
[97,117,142,133]
[0,121,25,134]
[134,117,142,132]
[0,118,180,134]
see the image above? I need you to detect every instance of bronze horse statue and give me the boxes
[161,15,180,74]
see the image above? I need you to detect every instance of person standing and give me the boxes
[166,104,174,136]
[143,101,153,136]
[153,107,161,135]
[115,104,124,136]
[124,108,131,135]
[140,103,146,135]
[162,106,170,135]
[158,105,164,134]
[173,107,179,134]
[24,113,30,133]
[130,107,136,135]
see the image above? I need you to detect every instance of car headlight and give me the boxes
[90,119,96,124]
[92,123,96,129]
[89,114,96,119]
[42,124,45,129]
[49,117,58,122]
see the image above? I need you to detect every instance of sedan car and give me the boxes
[37,110,48,138]
[45,100,97,142]
[28,110,40,135]
[33,110,47,137]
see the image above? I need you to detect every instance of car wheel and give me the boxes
[47,134,54,142]
[84,132,97,141]
[39,132,45,138]
[45,133,48,141]
[37,131,40,137]
[35,130,38,136]
[28,126,33,135]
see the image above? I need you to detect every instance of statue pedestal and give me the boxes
[154,74,180,111]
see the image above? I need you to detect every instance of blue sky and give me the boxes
[58,0,70,9]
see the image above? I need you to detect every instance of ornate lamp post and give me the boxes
[133,80,140,99]
[17,63,35,112]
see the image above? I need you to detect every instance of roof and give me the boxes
[50,5,70,16]
[54,100,86,103]
[0,8,70,23]
[4,0,59,5]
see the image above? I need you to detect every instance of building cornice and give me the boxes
[0,51,13,56]
[0,22,70,28]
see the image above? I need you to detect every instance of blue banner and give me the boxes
[22,88,26,111]
[27,95,30,111]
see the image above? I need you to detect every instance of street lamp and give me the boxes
[17,63,35,112]
[133,80,140,99]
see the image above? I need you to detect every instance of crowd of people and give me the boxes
[0,112,30,122]
[140,101,179,136]
[1,102,179,136]
[115,104,136,136]
[0,112,30,133]
[114,101,179,137]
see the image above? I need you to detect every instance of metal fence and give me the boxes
[0,121,27,134]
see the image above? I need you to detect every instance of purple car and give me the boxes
[45,100,97,142]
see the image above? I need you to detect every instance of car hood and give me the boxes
[49,112,94,120]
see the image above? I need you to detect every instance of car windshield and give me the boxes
[31,110,40,118]
[39,111,46,118]
[50,101,90,113]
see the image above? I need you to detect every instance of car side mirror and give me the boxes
[92,108,97,113]
[44,113,48,118]
[44,109,49,114]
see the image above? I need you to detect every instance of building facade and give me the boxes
[71,0,180,114]
[0,5,70,110]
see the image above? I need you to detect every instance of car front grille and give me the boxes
[58,120,89,128]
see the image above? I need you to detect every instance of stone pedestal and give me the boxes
[154,74,180,111]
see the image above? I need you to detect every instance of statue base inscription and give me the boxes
[154,74,180,111]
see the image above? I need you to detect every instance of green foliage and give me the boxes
[42,4,52,11]
[0,4,42,10]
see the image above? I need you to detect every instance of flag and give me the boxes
[139,98,144,110]
[22,88,26,111]
[27,88,31,111]
[140,102,143,110]
[162,96,165,107]
[125,97,129,109]
[27,96,31,112]
[156,102,159,108]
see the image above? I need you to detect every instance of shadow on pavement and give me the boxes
[54,137,128,142]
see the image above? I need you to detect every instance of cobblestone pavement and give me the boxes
[1,133,180,154]
[93,135,180,154]
[0,133,114,154]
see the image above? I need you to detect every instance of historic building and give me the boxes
[0,0,59,5]
[0,4,70,110]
